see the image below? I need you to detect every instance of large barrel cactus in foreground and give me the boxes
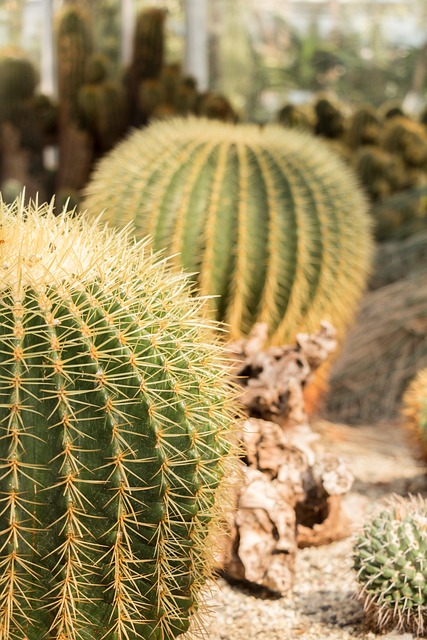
[0,198,238,639]
[83,117,373,344]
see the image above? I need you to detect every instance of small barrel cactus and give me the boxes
[0,197,238,639]
[353,495,427,636]
[403,368,427,459]
[83,117,372,345]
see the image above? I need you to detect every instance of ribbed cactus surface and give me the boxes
[353,496,427,635]
[0,198,237,639]
[84,117,372,344]
[403,368,427,459]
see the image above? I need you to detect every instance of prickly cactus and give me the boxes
[0,53,37,122]
[56,4,93,120]
[83,117,372,345]
[313,95,345,139]
[346,105,381,149]
[128,7,166,125]
[277,103,313,130]
[0,196,238,639]
[403,368,427,459]
[353,495,427,636]
[78,55,127,154]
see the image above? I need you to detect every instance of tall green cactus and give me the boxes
[128,7,166,125]
[83,117,372,345]
[77,54,127,154]
[56,5,93,120]
[56,5,94,192]
[0,197,238,639]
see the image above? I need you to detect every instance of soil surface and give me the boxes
[203,419,427,640]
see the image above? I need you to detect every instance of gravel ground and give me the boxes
[202,419,427,640]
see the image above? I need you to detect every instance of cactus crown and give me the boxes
[353,495,427,636]
[84,116,372,345]
[0,196,238,639]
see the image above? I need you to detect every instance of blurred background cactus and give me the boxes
[0,50,49,200]
[83,116,372,348]
[77,53,127,156]
[127,6,166,125]
[55,3,94,193]
[403,368,427,459]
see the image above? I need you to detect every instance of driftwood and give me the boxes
[221,323,355,595]
[226,320,337,424]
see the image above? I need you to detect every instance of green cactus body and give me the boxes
[354,146,401,202]
[132,8,165,80]
[0,198,238,639]
[138,78,168,121]
[83,117,372,345]
[403,368,427,459]
[277,103,313,131]
[346,106,381,149]
[381,117,427,169]
[78,79,127,153]
[313,96,345,139]
[353,495,427,636]
[56,5,93,119]
[128,8,166,125]
[195,93,237,122]
[0,54,37,122]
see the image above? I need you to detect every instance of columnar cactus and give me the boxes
[132,7,165,80]
[56,5,94,192]
[353,495,427,636]
[77,54,127,154]
[128,7,166,125]
[0,197,238,639]
[83,117,372,345]
[403,368,427,459]
[56,5,93,120]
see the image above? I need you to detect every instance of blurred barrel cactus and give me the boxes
[403,368,427,459]
[0,197,238,639]
[84,117,372,345]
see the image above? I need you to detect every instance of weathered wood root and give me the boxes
[221,323,354,595]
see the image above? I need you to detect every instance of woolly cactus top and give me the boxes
[0,197,194,306]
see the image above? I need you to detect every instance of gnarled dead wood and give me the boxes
[221,324,354,595]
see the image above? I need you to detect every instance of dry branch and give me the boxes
[221,323,355,595]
